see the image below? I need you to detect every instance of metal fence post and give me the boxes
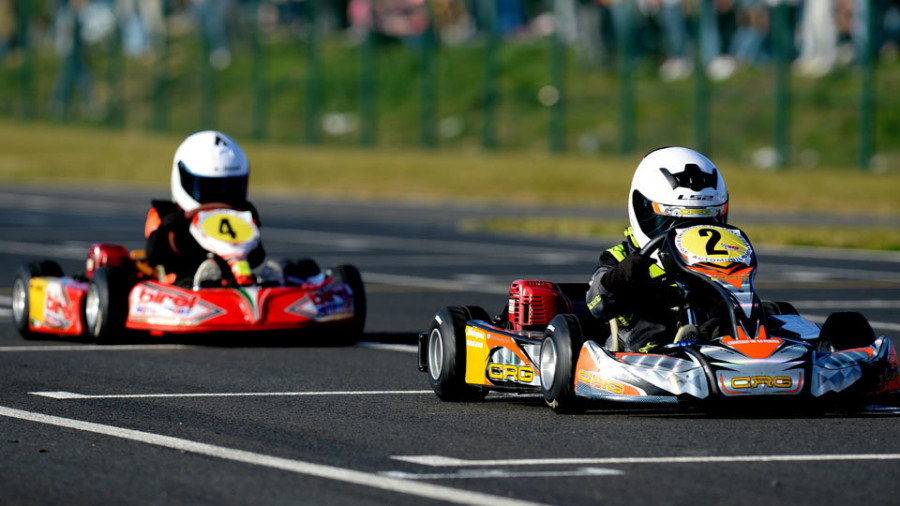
[548,0,566,153]
[772,0,791,167]
[16,0,35,119]
[419,1,437,149]
[105,12,123,128]
[359,0,377,147]
[251,0,267,140]
[199,0,216,129]
[481,0,499,150]
[304,0,321,145]
[859,0,875,170]
[692,0,711,155]
[152,0,169,131]
[617,0,635,155]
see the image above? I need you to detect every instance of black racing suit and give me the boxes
[145,200,266,283]
[585,227,680,352]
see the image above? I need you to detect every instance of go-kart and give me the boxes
[12,206,366,344]
[418,223,899,412]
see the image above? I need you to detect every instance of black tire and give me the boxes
[426,306,487,402]
[464,305,491,324]
[330,265,366,343]
[764,300,799,316]
[540,314,586,414]
[11,261,64,340]
[283,258,321,281]
[819,311,876,351]
[84,267,131,344]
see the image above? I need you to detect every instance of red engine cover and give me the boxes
[86,243,134,279]
[507,279,572,331]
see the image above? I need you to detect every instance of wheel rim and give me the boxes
[85,285,100,335]
[428,328,444,381]
[540,338,558,391]
[12,278,27,325]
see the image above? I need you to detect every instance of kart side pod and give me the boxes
[508,280,572,331]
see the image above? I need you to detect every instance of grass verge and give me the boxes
[461,218,900,251]
[0,119,897,250]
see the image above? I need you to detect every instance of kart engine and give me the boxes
[508,280,572,331]
[86,243,133,279]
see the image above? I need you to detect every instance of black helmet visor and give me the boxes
[179,162,248,206]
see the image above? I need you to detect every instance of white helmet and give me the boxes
[628,147,728,248]
[171,131,250,212]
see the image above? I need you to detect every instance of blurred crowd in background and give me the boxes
[2,1,899,78]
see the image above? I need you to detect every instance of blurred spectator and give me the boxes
[795,0,836,76]
[0,0,13,59]
[729,0,768,64]
[50,0,97,119]
[190,0,235,69]
[654,0,692,81]
[348,0,430,44]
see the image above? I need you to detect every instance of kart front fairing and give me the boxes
[125,276,356,334]
[574,332,899,404]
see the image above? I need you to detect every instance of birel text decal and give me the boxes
[130,285,223,325]
[42,281,73,329]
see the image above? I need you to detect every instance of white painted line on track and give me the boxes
[380,467,624,480]
[792,300,900,309]
[29,390,434,400]
[0,406,546,506]
[0,344,194,352]
[393,453,900,467]
[355,342,418,353]
[0,239,86,259]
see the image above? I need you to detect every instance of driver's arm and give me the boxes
[587,250,651,320]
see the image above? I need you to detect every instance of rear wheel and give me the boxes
[427,306,487,402]
[84,267,131,344]
[818,311,876,351]
[540,314,585,414]
[12,261,64,340]
[329,264,366,343]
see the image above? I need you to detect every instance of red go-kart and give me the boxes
[12,207,365,344]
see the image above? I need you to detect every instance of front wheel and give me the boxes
[84,267,131,344]
[427,306,487,402]
[818,312,876,352]
[540,314,585,414]
[329,264,366,344]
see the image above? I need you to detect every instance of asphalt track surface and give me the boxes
[1,185,899,506]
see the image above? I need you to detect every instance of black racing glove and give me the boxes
[600,251,652,295]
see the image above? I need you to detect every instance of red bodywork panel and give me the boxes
[26,276,354,337]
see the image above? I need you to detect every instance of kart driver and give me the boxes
[586,146,729,353]
[144,130,265,285]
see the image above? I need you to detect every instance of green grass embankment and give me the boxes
[0,119,897,250]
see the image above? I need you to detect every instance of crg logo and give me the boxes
[729,376,793,389]
[487,364,534,383]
